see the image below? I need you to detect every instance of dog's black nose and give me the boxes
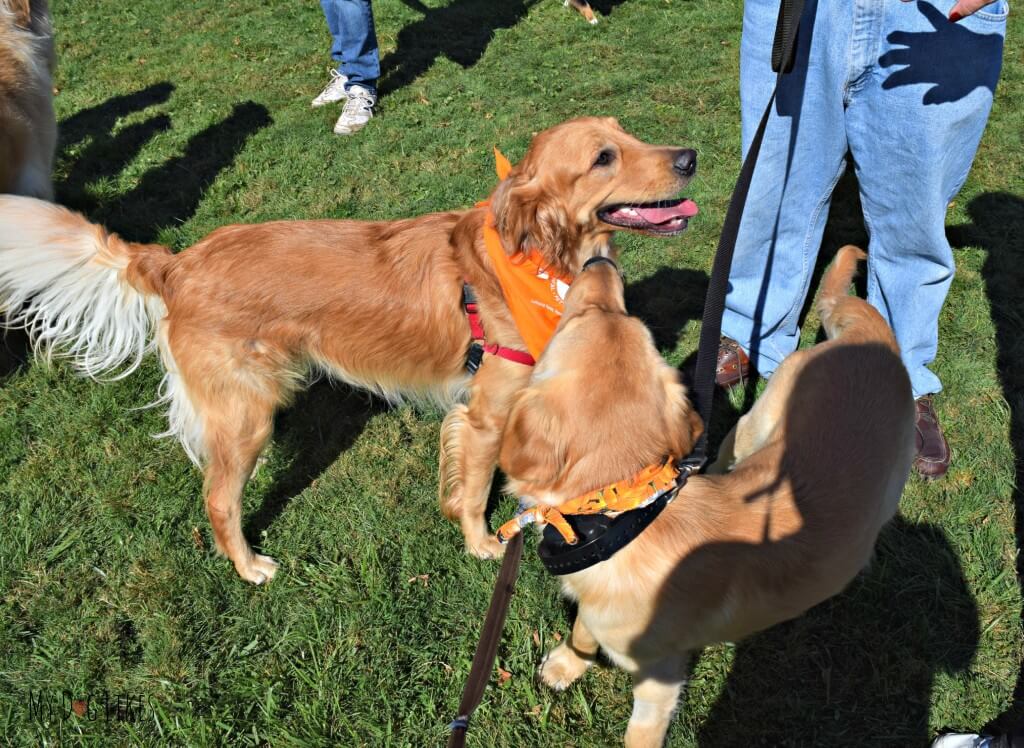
[674,149,697,177]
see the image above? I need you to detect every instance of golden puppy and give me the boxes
[0,0,55,198]
[499,246,915,747]
[0,117,698,583]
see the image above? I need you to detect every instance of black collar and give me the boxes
[536,456,702,575]
[581,255,619,273]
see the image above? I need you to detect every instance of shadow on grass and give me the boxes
[59,82,175,148]
[380,0,533,95]
[245,380,387,542]
[948,192,1024,732]
[625,266,708,354]
[585,0,630,17]
[56,83,272,243]
[0,329,30,381]
[695,516,978,746]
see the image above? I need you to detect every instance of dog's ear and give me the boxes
[491,169,578,270]
[661,368,704,460]
[499,390,567,487]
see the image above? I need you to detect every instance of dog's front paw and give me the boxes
[539,643,593,690]
[236,553,279,584]
[466,535,507,560]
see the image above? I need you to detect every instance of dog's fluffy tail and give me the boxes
[0,195,174,379]
[817,245,899,353]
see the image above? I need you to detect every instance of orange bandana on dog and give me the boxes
[479,148,574,360]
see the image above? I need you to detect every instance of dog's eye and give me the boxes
[593,149,615,168]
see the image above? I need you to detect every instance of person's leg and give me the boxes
[325,0,380,95]
[319,0,346,70]
[312,0,351,107]
[722,0,850,378]
[846,0,1006,400]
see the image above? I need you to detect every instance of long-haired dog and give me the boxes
[0,117,698,583]
[499,246,915,746]
[0,0,55,198]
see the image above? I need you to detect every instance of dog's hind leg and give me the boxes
[171,329,294,583]
[201,390,278,584]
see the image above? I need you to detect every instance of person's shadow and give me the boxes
[58,81,176,206]
[56,85,272,242]
[947,192,1024,733]
[878,1,1004,105]
[4,84,272,378]
[378,0,534,95]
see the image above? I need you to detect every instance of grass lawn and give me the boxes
[1,0,1022,745]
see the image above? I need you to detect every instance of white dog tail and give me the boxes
[817,245,900,353]
[0,195,174,379]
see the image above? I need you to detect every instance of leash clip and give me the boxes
[676,452,706,477]
[465,343,484,375]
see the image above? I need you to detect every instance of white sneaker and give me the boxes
[311,69,349,108]
[932,735,995,748]
[333,85,375,135]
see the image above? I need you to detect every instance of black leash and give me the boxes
[688,0,805,465]
[446,532,524,748]
[445,0,806,738]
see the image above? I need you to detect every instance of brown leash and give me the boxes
[446,532,524,748]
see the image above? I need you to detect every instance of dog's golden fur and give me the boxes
[0,117,695,583]
[499,246,915,747]
[0,0,55,198]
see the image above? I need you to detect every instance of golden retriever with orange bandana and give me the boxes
[0,117,698,583]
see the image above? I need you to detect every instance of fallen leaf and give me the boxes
[532,630,541,647]
[191,527,204,550]
[553,631,562,642]
[497,667,512,685]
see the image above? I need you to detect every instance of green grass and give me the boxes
[0,0,1021,745]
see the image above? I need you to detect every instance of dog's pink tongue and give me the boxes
[635,199,699,223]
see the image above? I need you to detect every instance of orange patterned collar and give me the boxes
[496,459,681,546]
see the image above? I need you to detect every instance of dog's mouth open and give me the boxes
[598,198,699,236]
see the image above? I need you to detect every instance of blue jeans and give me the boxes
[723,0,1007,398]
[320,0,380,95]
